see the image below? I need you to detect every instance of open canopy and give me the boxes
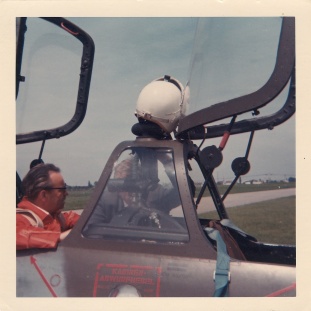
[16,17,95,144]
[16,17,295,144]
[177,17,295,139]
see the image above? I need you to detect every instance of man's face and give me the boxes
[44,171,68,215]
[114,160,132,206]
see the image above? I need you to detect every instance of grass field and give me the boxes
[64,188,94,211]
[200,196,296,245]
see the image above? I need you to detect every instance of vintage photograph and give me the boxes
[16,16,295,297]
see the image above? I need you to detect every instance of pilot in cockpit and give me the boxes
[86,150,181,226]
[84,75,193,229]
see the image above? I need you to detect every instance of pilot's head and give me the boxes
[135,75,189,134]
[114,159,133,206]
[114,159,132,179]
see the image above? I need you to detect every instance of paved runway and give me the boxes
[196,188,296,214]
[169,188,295,217]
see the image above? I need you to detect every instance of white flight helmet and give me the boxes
[135,75,189,134]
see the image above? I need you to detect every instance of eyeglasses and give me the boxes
[44,183,67,191]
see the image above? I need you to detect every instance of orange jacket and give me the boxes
[16,198,80,250]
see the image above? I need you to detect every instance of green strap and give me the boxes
[204,227,230,297]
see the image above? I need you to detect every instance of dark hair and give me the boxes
[22,163,61,201]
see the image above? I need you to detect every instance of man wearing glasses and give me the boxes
[16,163,80,249]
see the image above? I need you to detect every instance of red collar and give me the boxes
[17,198,55,225]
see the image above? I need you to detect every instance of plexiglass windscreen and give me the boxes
[83,147,189,243]
[16,18,82,134]
[185,18,282,116]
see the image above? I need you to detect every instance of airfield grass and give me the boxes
[200,196,296,245]
[64,188,93,211]
[65,185,295,245]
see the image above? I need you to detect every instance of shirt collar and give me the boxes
[18,198,54,224]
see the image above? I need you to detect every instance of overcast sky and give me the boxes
[16,17,295,186]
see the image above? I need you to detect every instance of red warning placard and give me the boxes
[93,263,162,297]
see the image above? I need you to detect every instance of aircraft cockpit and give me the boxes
[83,146,189,243]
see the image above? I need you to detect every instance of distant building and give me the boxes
[244,179,263,185]
[253,180,263,184]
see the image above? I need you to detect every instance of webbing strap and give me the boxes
[220,218,247,237]
[16,208,44,228]
[204,227,230,297]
